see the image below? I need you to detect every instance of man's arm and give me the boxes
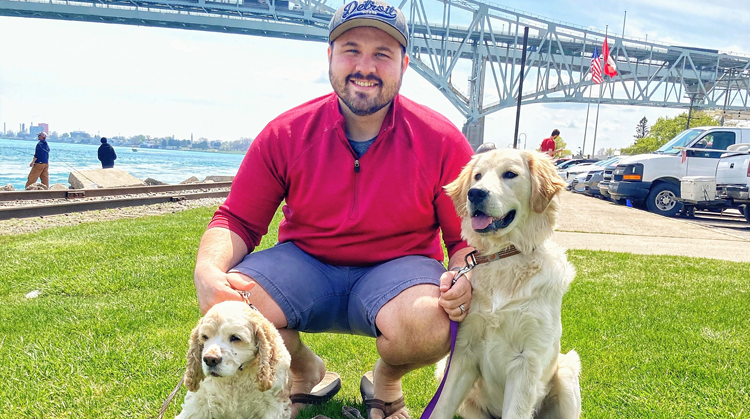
[194,226,254,315]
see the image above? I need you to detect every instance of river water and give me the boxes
[0,138,245,190]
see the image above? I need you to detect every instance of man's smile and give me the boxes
[351,79,377,87]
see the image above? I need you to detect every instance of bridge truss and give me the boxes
[2,0,749,146]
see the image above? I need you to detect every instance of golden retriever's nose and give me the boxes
[468,188,489,205]
[203,354,222,367]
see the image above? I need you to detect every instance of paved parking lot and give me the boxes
[554,192,750,263]
[682,209,750,241]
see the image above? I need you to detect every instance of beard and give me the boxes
[329,70,403,116]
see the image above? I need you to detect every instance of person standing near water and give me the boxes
[98,137,117,168]
[26,131,50,189]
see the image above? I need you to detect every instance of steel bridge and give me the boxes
[2,0,749,148]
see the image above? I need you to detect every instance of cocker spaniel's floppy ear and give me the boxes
[183,322,205,392]
[525,151,567,213]
[250,312,281,391]
[445,156,478,218]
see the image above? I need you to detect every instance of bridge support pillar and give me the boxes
[462,117,485,151]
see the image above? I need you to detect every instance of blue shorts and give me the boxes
[230,242,446,337]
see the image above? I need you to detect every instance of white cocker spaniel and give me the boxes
[176,300,292,419]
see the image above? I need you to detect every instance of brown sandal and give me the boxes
[290,371,342,406]
[360,371,407,419]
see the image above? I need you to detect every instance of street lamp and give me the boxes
[518,133,527,149]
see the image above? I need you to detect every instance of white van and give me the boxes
[608,127,750,216]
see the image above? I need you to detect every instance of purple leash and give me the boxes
[420,254,476,419]
[419,319,459,419]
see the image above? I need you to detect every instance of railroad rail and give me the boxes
[0,182,232,220]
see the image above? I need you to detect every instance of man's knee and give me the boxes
[375,284,451,363]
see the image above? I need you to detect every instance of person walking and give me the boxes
[26,131,50,189]
[541,129,561,158]
[98,137,117,168]
[192,1,475,418]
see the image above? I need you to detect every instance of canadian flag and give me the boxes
[603,36,618,77]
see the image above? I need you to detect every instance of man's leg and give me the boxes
[40,164,49,188]
[26,164,43,188]
[234,277,327,418]
[371,283,450,419]
[229,242,349,418]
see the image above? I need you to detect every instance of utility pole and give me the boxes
[513,26,530,149]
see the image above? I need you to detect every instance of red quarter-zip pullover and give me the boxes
[208,93,473,266]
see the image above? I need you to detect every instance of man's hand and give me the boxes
[438,269,472,321]
[438,247,476,321]
[193,227,251,314]
[194,268,256,315]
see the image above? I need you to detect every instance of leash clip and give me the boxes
[238,290,259,311]
[451,251,478,287]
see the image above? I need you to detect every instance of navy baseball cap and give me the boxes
[329,0,408,48]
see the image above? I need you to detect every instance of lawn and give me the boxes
[0,207,748,418]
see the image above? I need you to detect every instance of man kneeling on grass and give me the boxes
[193,1,474,418]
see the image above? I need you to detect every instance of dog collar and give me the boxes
[471,245,521,264]
[451,246,521,286]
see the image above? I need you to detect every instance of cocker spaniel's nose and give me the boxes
[203,354,222,368]
[468,188,489,205]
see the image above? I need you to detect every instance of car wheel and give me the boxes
[646,182,683,217]
[742,205,750,223]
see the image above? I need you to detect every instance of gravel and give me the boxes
[0,196,226,236]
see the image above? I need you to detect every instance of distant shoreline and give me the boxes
[1,137,247,155]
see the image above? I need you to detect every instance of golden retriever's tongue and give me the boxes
[471,214,493,230]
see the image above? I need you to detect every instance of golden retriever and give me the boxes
[177,301,292,419]
[432,149,581,419]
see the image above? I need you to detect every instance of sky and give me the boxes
[0,0,749,155]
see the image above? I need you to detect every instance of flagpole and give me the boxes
[582,85,593,158]
[592,26,608,159]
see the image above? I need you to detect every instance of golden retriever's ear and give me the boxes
[445,157,476,218]
[526,152,567,213]
[183,323,205,392]
[252,314,280,391]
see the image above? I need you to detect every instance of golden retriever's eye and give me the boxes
[474,173,482,181]
[503,171,518,179]
[229,335,242,343]
[201,334,209,341]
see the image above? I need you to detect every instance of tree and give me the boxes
[621,111,718,155]
[634,117,649,139]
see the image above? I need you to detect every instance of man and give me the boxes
[26,131,50,189]
[98,137,117,168]
[193,1,474,418]
[541,128,560,157]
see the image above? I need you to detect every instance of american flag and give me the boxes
[590,47,602,84]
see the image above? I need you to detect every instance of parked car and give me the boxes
[578,157,626,197]
[609,126,750,216]
[679,144,750,223]
[598,163,618,200]
[565,157,620,188]
[557,158,599,181]
[716,144,750,208]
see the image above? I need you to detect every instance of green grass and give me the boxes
[0,207,748,418]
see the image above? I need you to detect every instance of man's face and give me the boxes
[37,135,44,141]
[328,26,409,116]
